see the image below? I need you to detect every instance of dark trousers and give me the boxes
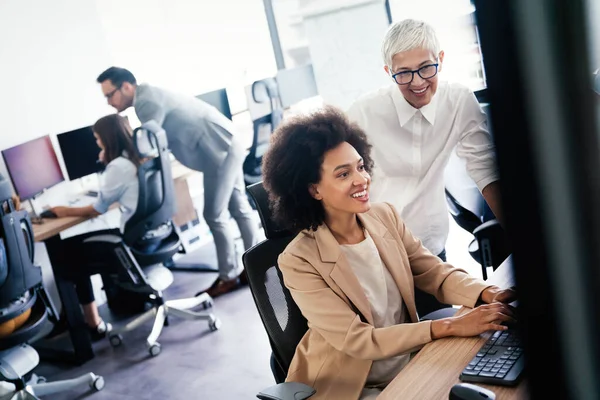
[413,249,452,317]
[53,228,122,305]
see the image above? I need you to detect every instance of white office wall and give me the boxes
[0,0,276,181]
[95,0,276,97]
[0,0,114,152]
[299,0,390,110]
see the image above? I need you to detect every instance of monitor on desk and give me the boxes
[2,135,65,200]
[276,64,319,108]
[57,126,102,180]
[196,88,232,120]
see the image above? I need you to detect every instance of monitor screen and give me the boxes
[57,126,102,180]
[2,135,65,200]
[276,64,319,108]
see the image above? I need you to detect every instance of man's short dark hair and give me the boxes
[96,67,137,87]
[262,106,374,232]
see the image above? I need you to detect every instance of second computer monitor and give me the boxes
[2,135,65,200]
[57,126,102,181]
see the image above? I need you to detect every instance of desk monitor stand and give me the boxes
[28,199,44,225]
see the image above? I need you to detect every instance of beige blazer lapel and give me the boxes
[358,213,420,323]
[313,224,374,325]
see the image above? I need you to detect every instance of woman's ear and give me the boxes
[308,184,322,201]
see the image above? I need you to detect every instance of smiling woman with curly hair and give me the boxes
[260,106,517,400]
[262,107,374,233]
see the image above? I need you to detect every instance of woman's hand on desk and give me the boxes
[50,206,70,218]
[50,205,101,218]
[430,303,516,339]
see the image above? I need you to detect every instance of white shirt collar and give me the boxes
[391,85,439,126]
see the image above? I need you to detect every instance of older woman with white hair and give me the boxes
[347,18,502,276]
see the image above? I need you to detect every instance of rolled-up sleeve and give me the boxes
[455,92,500,191]
[93,163,127,214]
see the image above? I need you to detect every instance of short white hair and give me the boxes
[381,19,441,68]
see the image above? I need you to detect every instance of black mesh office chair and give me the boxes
[243,182,457,400]
[445,188,511,280]
[83,121,220,357]
[0,178,104,398]
[244,78,284,188]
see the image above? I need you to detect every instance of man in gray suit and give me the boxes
[97,67,259,297]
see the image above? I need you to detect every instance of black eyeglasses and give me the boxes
[391,63,439,85]
[104,85,122,100]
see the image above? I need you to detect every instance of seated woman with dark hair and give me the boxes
[49,114,142,339]
[261,106,516,400]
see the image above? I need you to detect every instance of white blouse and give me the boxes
[347,81,499,255]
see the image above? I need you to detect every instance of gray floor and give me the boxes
[34,242,274,399]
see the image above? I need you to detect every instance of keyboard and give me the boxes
[459,329,525,386]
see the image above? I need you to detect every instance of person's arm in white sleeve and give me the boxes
[92,162,127,214]
[455,91,503,223]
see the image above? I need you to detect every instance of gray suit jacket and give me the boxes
[134,83,239,172]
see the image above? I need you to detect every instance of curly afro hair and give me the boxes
[261,106,374,232]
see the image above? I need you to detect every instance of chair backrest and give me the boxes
[444,189,484,234]
[0,178,39,308]
[123,121,177,247]
[0,176,54,348]
[244,79,284,184]
[243,182,308,381]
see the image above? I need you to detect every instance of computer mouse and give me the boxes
[449,383,496,400]
[39,209,58,219]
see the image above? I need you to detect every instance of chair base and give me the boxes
[164,257,219,273]
[108,292,221,357]
[0,345,104,400]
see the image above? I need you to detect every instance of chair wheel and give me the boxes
[109,334,123,347]
[208,317,221,331]
[91,376,105,391]
[201,299,214,310]
[148,343,161,357]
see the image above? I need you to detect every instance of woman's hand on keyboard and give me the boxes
[431,303,516,339]
[480,286,517,305]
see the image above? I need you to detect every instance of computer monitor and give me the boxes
[57,126,102,180]
[276,64,319,108]
[196,88,232,119]
[2,135,65,200]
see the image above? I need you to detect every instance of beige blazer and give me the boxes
[278,203,491,400]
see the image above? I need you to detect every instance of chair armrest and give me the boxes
[257,382,316,400]
[420,307,457,321]
[472,218,500,235]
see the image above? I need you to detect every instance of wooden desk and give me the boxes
[380,257,527,400]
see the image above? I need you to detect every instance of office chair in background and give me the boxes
[444,100,511,280]
[0,179,104,398]
[445,188,511,280]
[243,78,284,189]
[84,122,220,357]
[242,182,458,400]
